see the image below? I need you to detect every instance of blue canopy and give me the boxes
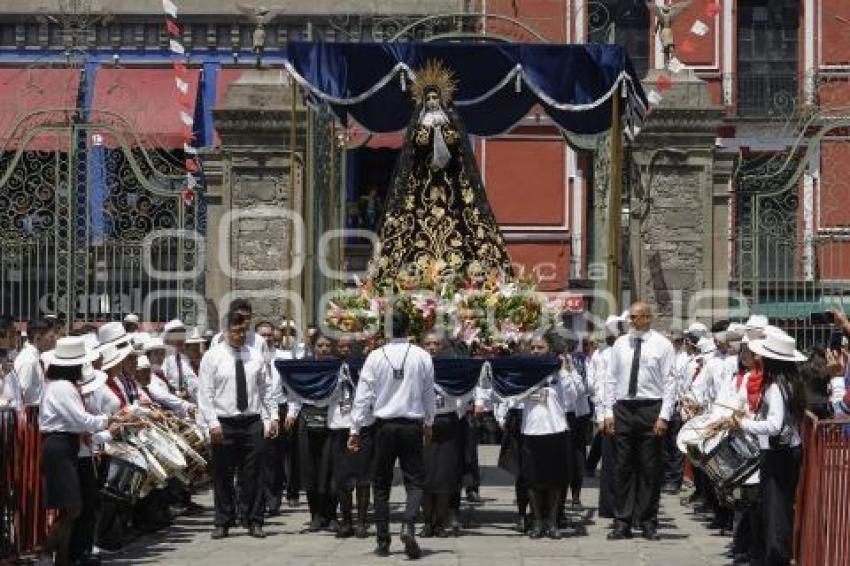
[284,41,647,137]
[433,357,486,396]
[489,355,562,398]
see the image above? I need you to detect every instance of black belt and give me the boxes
[218,414,261,425]
[377,417,422,425]
[41,431,78,438]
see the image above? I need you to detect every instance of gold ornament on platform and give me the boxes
[411,60,457,106]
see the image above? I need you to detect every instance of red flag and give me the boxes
[657,74,673,94]
[165,18,182,38]
[705,2,721,18]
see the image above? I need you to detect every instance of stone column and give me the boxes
[202,69,307,328]
[629,70,738,328]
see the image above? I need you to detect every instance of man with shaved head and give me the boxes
[603,301,676,541]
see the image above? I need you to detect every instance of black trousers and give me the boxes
[598,434,616,518]
[612,400,663,528]
[760,447,801,566]
[587,430,602,473]
[663,412,684,488]
[263,404,287,510]
[69,457,98,561]
[372,418,425,542]
[566,412,589,499]
[283,415,301,501]
[462,414,480,492]
[211,415,265,528]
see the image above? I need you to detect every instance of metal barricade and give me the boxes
[794,412,850,566]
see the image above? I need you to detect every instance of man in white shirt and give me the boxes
[15,318,56,406]
[198,311,279,540]
[348,309,435,559]
[161,319,199,402]
[0,314,21,409]
[662,330,688,495]
[604,302,676,541]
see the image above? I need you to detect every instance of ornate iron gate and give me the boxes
[0,109,202,326]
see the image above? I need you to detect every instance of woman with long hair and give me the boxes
[38,337,121,565]
[727,328,806,566]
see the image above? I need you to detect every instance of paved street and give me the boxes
[108,447,730,566]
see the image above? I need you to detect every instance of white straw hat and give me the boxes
[748,327,806,362]
[97,322,131,352]
[101,338,134,371]
[184,327,205,345]
[42,336,99,367]
[78,364,108,395]
[687,322,708,337]
[143,336,166,353]
[745,315,769,330]
[123,313,140,324]
[162,319,186,335]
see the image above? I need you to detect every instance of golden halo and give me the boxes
[411,60,457,106]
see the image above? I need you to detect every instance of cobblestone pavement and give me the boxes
[107,447,730,565]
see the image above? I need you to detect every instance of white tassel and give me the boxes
[400,70,407,92]
[515,67,522,93]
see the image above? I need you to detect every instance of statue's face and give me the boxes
[425,91,441,111]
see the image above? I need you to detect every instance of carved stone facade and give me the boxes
[201,69,307,326]
[629,70,738,328]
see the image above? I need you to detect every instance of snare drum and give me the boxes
[700,429,760,490]
[101,442,148,504]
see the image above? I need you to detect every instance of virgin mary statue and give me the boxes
[368,60,511,289]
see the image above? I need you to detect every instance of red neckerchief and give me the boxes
[746,366,764,413]
[735,369,746,391]
[106,375,128,408]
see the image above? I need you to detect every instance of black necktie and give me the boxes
[628,337,642,397]
[235,351,248,412]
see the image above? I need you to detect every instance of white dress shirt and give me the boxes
[350,339,435,434]
[39,380,109,434]
[829,376,846,404]
[79,384,120,456]
[604,330,677,421]
[741,383,801,450]
[15,343,45,406]
[162,350,199,401]
[1,366,22,409]
[521,370,577,436]
[565,364,590,417]
[147,373,193,416]
[328,365,374,430]
[588,345,612,423]
[197,341,277,431]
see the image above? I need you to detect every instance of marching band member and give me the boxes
[143,337,195,417]
[520,334,576,540]
[662,330,689,494]
[328,335,373,539]
[604,302,676,542]
[39,337,122,566]
[348,309,435,559]
[16,318,56,407]
[719,327,806,566]
[286,331,338,532]
[0,314,21,409]
[162,320,199,403]
[198,310,279,540]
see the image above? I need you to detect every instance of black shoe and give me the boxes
[434,525,449,538]
[73,555,102,566]
[466,490,482,504]
[400,524,422,560]
[374,540,391,557]
[267,504,282,517]
[607,527,632,540]
[514,515,527,533]
[287,497,300,508]
[355,523,369,538]
[184,501,205,516]
[548,526,561,540]
[211,526,228,539]
[571,498,582,508]
[419,524,434,538]
[308,516,324,532]
[249,525,266,539]
[326,519,340,533]
[336,523,354,538]
[529,522,545,539]
[732,553,750,565]
[641,525,661,541]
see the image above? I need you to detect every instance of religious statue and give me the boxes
[368,60,511,288]
[237,4,282,68]
[646,0,693,66]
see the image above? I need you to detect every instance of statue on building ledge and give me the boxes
[368,60,511,289]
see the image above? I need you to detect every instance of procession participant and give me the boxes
[717,327,806,566]
[662,330,689,495]
[419,332,471,538]
[278,319,307,360]
[198,310,278,540]
[184,327,206,376]
[348,309,434,559]
[274,320,303,508]
[16,317,56,407]
[587,315,625,518]
[327,335,373,539]
[564,339,591,509]
[256,321,287,516]
[162,319,199,402]
[519,334,576,540]
[143,337,194,417]
[604,302,676,541]
[285,331,338,531]
[0,314,21,408]
[97,323,135,413]
[122,313,140,335]
[212,300,268,357]
[38,336,119,566]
